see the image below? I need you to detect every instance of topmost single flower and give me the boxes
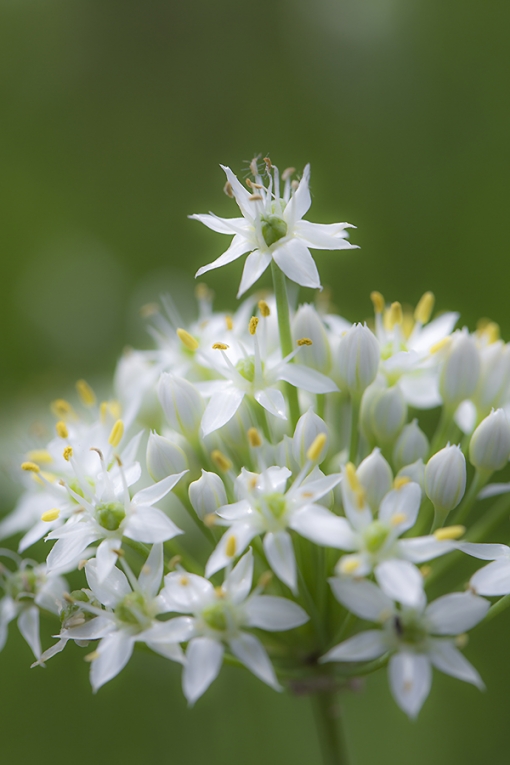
[191,158,358,297]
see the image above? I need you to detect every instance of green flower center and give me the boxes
[394,613,428,647]
[7,570,38,601]
[202,603,228,632]
[264,492,287,519]
[97,501,126,531]
[261,214,288,248]
[363,521,390,554]
[114,591,151,629]
[236,356,256,382]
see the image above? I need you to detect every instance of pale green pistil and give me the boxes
[97,501,126,531]
[394,613,428,647]
[7,570,38,601]
[202,603,228,632]
[261,214,287,248]
[236,356,256,382]
[264,492,287,519]
[115,591,151,629]
[363,521,390,554]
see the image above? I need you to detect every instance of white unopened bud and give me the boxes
[292,408,328,466]
[356,448,393,512]
[189,470,228,521]
[393,419,429,471]
[335,323,380,395]
[157,374,204,438]
[474,342,510,414]
[469,409,510,472]
[425,444,466,512]
[292,304,331,374]
[370,386,407,444]
[396,459,425,493]
[146,432,188,482]
[439,332,481,408]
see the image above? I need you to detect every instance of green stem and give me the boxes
[311,689,349,765]
[271,261,300,429]
[482,592,510,625]
[429,407,455,456]
[348,394,361,465]
[452,469,491,525]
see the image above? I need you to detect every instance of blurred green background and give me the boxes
[1,1,510,762]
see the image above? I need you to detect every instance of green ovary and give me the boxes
[264,492,287,519]
[261,214,287,247]
[363,521,390,553]
[97,501,126,531]
[115,591,151,628]
[236,356,256,382]
[202,603,228,632]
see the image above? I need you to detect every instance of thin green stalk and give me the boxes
[348,394,361,465]
[271,261,300,429]
[429,406,455,456]
[482,592,510,625]
[311,689,349,765]
[452,469,491,525]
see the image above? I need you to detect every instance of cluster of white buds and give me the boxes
[2,156,510,734]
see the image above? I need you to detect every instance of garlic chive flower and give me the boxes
[191,159,357,297]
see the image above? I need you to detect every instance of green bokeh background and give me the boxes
[1,2,509,763]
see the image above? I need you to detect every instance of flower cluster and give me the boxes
[2,157,510,721]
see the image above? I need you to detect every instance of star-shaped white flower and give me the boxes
[321,578,489,718]
[157,549,309,705]
[191,161,357,297]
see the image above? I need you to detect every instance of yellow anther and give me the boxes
[247,427,262,448]
[391,513,407,526]
[211,450,232,472]
[340,558,360,574]
[212,343,229,351]
[179,575,190,587]
[419,565,432,579]
[258,300,271,317]
[393,476,411,490]
[113,548,124,557]
[414,292,435,324]
[484,321,500,344]
[225,315,234,331]
[177,328,199,351]
[433,525,466,541]
[100,402,108,423]
[306,433,327,462]
[249,316,259,335]
[204,513,217,528]
[297,337,313,346]
[195,283,213,301]
[84,651,100,663]
[430,337,451,355]
[63,446,73,462]
[281,167,295,182]
[455,633,469,649]
[108,419,124,448]
[345,462,362,493]
[41,508,60,522]
[388,302,403,328]
[21,461,40,473]
[370,291,385,314]
[258,571,273,589]
[249,193,263,201]
[223,181,234,198]
[56,420,69,439]
[51,399,75,420]
[225,535,237,558]
[215,586,225,598]
[76,379,96,407]
[139,302,160,318]
[249,476,258,491]
[109,400,122,420]
[27,450,52,464]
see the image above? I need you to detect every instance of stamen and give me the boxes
[340,558,360,574]
[223,181,234,198]
[211,450,232,472]
[455,633,469,649]
[391,513,407,526]
[419,565,431,579]
[41,508,60,522]
[139,302,160,318]
[108,420,124,448]
[51,399,75,420]
[249,317,259,335]
[225,535,237,558]
[249,194,263,201]
[225,315,234,330]
[84,651,100,663]
[56,421,69,439]
[204,513,217,528]
[179,575,189,586]
[76,379,96,407]
[393,476,411,490]
[215,586,225,598]
[414,292,435,324]
[63,446,73,461]
[306,433,327,462]
[21,461,40,473]
[370,291,385,314]
[433,525,466,541]
[212,342,229,350]
[258,571,273,589]
[297,337,313,346]
[27,450,52,464]
[281,167,295,181]
[258,300,271,317]
[388,302,403,328]
[168,556,182,570]
[247,428,262,447]
[177,328,199,351]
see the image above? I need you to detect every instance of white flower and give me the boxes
[158,549,308,704]
[457,542,510,596]
[205,465,344,592]
[321,579,489,718]
[43,545,185,691]
[188,470,228,521]
[0,554,67,661]
[438,330,481,409]
[191,161,357,297]
[45,450,187,582]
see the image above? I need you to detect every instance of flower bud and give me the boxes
[189,470,228,521]
[292,304,332,374]
[370,385,407,444]
[335,323,380,395]
[292,408,328,466]
[392,419,429,471]
[157,374,204,438]
[439,332,481,408]
[146,432,188,482]
[469,409,510,472]
[396,459,425,493]
[474,341,510,414]
[356,448,393,512]
[425,445,466,512]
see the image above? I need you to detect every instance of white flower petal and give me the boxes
[289,505,356,549]
[409,312,459,354]
[389,652,432,719]
[457,542,510,561]
[138,543,164,599]
[237,250,272,297]
[90,632,135,692]
[428,639,484,689]
[86,559,131,607]
[278,364,338,394]
[124,506,183,544]
[229,632,281,691]
[62,616,115,641]
[195,233,252,277]
[378,483,421,533]
[221,165,257,221]
[293,473,343,503]
[244,595,309,631]
[272,239,321,290]
[160,573,214,613]
[46,527,101,574]
[223,549,253,605]
[19,521,50,553]
[0,597,18,651]
[18,606,41,660]
[478,482,510,499]
[183,636,224,705]
[425,592,490,634]
[201,388,245,436]
[375,560,426,610]
[470,559,510,596]
[321,630,387,663]
[96,538,120,583]
[263,531,297,593]
[254,387,287,419]
[141,616,196,644]
[399,372,442,409]
[283,164,311,226]
[329,577,395,622]
[294,220,355,249]
[146,640,185,664]
[189,213,249,234]
[205,523,258,578]
[398,536,454,563]
[217,499,253,522]
[133,472,188,506]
